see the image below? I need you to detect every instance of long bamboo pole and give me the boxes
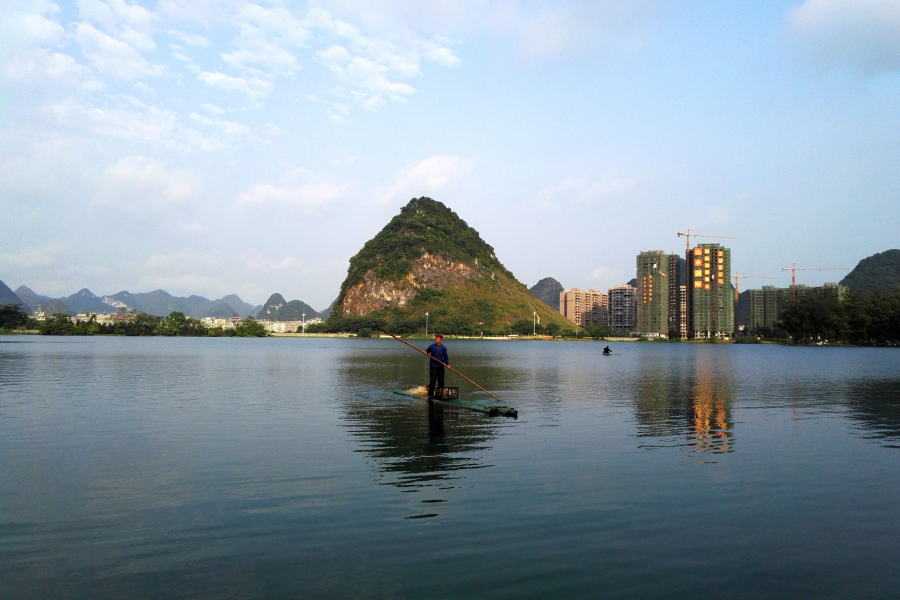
[375,327,503,403]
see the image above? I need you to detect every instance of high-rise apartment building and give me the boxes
[678,285,687,338]
[636,251,669,336]
[608,285,637,333]
[687,243,733,338]
[748,285,780,333]
[667,253,684,338]
[559,288,608,326]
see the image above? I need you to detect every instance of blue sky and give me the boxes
[1,0,898,309]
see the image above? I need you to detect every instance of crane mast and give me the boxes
[781,264,849,301]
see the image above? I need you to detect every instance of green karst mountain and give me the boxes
[530,277,564,310]
[328,197,571,334]
[840,249,900,296]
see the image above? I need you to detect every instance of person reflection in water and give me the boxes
[426,334,449,398]
[428,401,446,465]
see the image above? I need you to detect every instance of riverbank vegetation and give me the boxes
[0,305,268,337]
[777,292,900,345]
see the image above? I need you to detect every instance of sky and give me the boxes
[1,0,899,310]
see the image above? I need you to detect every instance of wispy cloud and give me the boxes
[237,168,352,215]
[378,155,474,204]
[94,156,200,213]
[788,0,900,71]
[537,171,640,207]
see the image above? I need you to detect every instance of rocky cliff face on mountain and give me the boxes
[332,197,570,332]
[529,277,564,310]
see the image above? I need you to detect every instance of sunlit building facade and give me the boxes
[688,243,733,338]
[559,288,608,327]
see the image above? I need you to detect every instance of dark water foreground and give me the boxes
[1,337,898,599]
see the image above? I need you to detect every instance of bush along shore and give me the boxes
[0,305,268,337]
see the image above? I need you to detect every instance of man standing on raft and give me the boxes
[426,334,449,399]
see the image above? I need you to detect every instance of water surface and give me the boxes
[1,337,898,599]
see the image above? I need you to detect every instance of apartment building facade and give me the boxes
[559,288,608,326]
[608,285,637,333]
[688,243,733,338]
[636,250,670,336]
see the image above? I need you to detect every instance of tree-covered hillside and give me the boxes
[840,249,900,295]
[530,277,564,310]
[327,197,572,334]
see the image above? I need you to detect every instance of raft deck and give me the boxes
[392,390,518,417]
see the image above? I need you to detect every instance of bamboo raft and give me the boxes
[392,390,518,418]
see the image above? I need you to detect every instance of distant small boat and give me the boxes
[393,389,518,417]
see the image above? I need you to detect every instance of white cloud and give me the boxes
[201,102,226,115]
[219,2,309,77]
[0,242,64,270]
[94,155,200,213]
[537,172,640,207]
[49,101,219,151]
[198,70,273,101]
[311,0,666,60]
[168,30,209,47]
[75,22,164,80]
[788,0,900,71]
[1,11,65,46]
[189,112,251,135]
[308,7,458,109]
[0,4,99,89]
[378,155,474,204]
[237,168,352,214]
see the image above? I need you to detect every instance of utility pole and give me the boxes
[425,311,429,336]
[302,312,306,334]
[781,264,849,301]
[533,311,536,336]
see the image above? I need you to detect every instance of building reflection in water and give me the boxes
[632,348,734,456]
[842,378,900,448]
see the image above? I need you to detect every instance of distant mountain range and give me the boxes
[0,280,25,308]
[9,286,265,318]
[256,294,320,321]
[3,283,335,320]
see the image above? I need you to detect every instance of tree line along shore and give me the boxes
[2,289,900,345]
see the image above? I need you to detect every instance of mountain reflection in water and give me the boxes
[337,347,504,492]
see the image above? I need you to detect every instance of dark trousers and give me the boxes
[428,366,445,398]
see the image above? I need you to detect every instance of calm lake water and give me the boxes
[1,336,898,599]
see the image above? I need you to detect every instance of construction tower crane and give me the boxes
[677,228,735,253]
[732,272,774,333]
[781,264,849,301]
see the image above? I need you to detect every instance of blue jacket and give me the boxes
[426,343,449,368]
